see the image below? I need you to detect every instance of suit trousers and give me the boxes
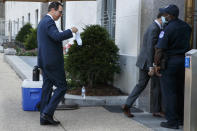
[160,56,185,123]
[126,69,162,112]
[40,70,67,116]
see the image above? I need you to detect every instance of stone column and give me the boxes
[40,2,48,19]
[0,2,5,19]
[96,0,102,25]
[0,2,5,41]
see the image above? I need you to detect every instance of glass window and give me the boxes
[35,9,39,27]
[17,18,19,32]
[28,13,30,23]
[22,16,24,26]
[101,0,116,40]
[0,19,5,36]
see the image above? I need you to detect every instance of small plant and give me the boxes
[65,25,120,88]
[16,47,37,56]
[24,28,37,50]
[15,23,33,44]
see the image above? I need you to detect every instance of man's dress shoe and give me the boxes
[121,104,134,117]
[40,113,60,125]
[152,112,165,117]
[40,119,51,125]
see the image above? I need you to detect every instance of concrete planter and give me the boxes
[0,46,3,53]
[64,94,127,107]
[4,48,16,55]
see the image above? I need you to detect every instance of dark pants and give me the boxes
[160,56,185,123]
[40,70,67,116]
[126,69,162,113]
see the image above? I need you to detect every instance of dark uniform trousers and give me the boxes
[160,56,185,123]
[40,70,67,116]
[151,76,162,112]
[126,69,162,113]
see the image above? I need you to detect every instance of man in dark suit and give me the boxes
[37,2,78,125]
[122,13,164,117]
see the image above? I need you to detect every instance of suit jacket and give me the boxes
[37,15,73,84]
[136,21,161,70]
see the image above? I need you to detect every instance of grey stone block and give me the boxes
[0,46,3,53]
[64,94,106,106]
[102,96,127,105]
[64,94,127,106]
[4,48,16,55]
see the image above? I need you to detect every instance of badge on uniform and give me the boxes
[159,31,165,38]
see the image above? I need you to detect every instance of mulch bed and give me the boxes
[67,85,127,96]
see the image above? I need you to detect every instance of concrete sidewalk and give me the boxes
[0,53,153,131]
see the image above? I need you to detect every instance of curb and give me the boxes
[64,94,127,106]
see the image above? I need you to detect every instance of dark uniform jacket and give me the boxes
[37,15,73,85]
[136,21,161,70]
[156,18,191,56]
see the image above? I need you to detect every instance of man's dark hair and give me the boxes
[157,12,163,19]
[48,2,63,12]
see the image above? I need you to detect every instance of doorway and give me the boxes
[185,0,197,49]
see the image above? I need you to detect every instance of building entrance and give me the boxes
[185,0,197,49]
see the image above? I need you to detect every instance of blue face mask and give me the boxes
[161,16,167,24]
[161,16,168,25]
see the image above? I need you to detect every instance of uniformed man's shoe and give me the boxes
[160,121,179,129]
[121,104,134,117]
[40,113,60,125]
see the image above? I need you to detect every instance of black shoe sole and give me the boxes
[40,121,51,125]
[160,123,179,129]
[40,121,60,126]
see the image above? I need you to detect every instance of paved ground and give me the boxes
[0,53,153,131]
[133,113,183,131]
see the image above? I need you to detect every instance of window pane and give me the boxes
[101,0,116,40]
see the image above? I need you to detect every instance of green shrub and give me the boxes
[64,25,120,88]
[24,28,37,50]
[16,47,37,56]
[15,23,33,43]
[64,55,81,88]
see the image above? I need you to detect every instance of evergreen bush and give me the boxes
[15,23,33,43]
[24,28,37,50]
[65,25,120,88]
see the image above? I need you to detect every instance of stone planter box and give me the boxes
[0,46,4,53]
[4,48,16,55]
